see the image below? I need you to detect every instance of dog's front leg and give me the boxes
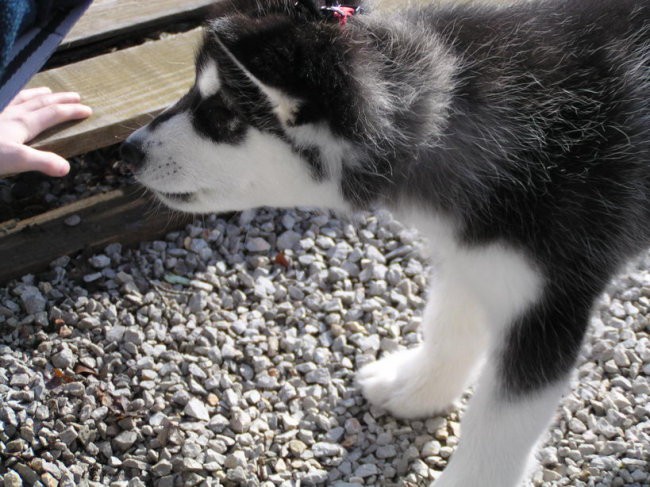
[431,361,567,487]
[357,260,488,418]
[432,272,593,486]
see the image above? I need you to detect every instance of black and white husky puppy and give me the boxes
[121,0,649,485]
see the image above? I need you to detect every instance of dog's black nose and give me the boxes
[120,139,145,172]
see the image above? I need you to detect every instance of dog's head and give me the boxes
[121,0,370,214]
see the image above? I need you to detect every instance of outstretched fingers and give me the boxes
[7,87,52,106]
[0,142,71,177]
[2,89,92,143]
[20,101,92,142]
[0,88,92,177]
[16,91,85,113]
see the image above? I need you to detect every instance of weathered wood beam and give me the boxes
[0,186,193,284]
[27,28,203,158]
[60,0,213,50]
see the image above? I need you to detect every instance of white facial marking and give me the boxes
[132,111,348,213]
[211,34,301,125]
[257,83,300,125]
[287,122,354,179]
[197,59,221,98]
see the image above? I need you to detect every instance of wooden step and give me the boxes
[0,186,193,284]
[61,0,213,50]
[27,28,203,158]
[2,8,211,283]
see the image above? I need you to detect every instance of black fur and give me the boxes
[415,0,649,396]
[148,86,248,145]
[294,145,326,180]
[180,0,649,398]
[123,2,649,483]
[201,0,650,397]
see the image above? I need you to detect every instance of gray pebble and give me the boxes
[288,439,307,456]
[59,426,78,445]
[224,451,247,469]
[344,418,362,435]
[256,374,279,389]
[182,458,203,472]
[246,237,271,252]
[83,272,103,283]
[62,382,85,396]
[14,464,39,485]
[112,431,138,452]
[543,469,563,482]
[312,442,343,457]
[613,347,631,368]
[325,427,345,443]
[10,373,30,387]
[568,418,587,434]
[230,410,252,433]
[106,325,126,342]
[64,214,81,226]
[354,464,378,478]
[378,445,399,459]
[20,286,46,314]
[305,368,330,385]
[155,476,175,487]
[124,328,144,345]
[277,230,301,250]
[89,255,111,269]
[302,469,328,483]
[3,470,22,487]
[51,347,75,369]
[122,458,147,470]
[366,245,386,263]
[184,398,210,421]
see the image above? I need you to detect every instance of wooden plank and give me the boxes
[60,0,213,50]
[0,186,193,284]
[26,28,203,158]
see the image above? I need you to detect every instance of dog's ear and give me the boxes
[204,11,356,128]
[208,0,325,24]
[293,0,323,20]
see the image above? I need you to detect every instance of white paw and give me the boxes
[356,347,463,418]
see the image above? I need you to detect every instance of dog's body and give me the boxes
[122,0,650,485]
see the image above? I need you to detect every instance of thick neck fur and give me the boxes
[192,0,649,283]
[337,11,459,208]
[201,0,649,271]
[338,0,650,287]
[345,1,649,210]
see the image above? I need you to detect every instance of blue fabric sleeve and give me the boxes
[0,0,92,110]
[0,1,37,75]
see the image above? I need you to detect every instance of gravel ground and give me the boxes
[0,207,648,487]
[0,146,129,223]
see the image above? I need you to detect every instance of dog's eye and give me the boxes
[195,96,234,122]
[192,94,246,143]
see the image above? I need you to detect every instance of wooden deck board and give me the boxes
[27,28,203,158]
[0,186,192,284]
[60,0,213,50]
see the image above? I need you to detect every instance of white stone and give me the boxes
[184,398,210,421]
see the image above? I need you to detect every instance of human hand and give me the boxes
[0,87,92,177]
